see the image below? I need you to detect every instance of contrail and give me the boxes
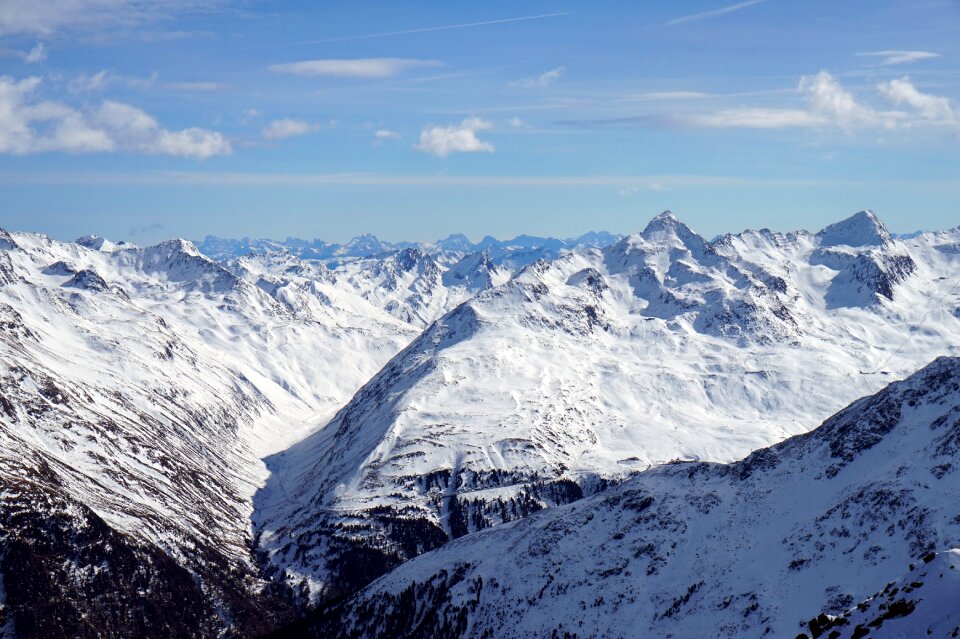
[263,12,570,48]
[666,0,765,26]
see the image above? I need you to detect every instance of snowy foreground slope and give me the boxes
[289,356,960,639]
[256,211,960,601]
[0,230,416,636]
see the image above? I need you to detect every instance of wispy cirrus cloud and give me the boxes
[683,72,899,130]
[163,81,226,91]
[415,117,494,157]
[373,129,401,145]
[857,50,940,66]
[0,75,231,158]
[0,0,227,36]
[68,70,157,93]
[879,76,955,123]
[269,58,442,79]
[24,43,46,63]
[261,118,326,141]
[666,0,766,26]
[511,66,565,88]
[265,12,569,47]
[565,71,957,133]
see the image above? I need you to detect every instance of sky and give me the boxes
[0,0,958,244]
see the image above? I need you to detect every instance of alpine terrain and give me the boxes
[288,356,960,639]
[0,211,957,638]
[254,211,960,603]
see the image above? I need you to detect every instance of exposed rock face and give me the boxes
[62,269,109,292]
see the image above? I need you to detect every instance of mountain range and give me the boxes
[0,211,958,638]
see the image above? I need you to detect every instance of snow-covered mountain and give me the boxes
[0,230,417,636]
[292,356,960,638]
[222,248,511,329]
[254,211,960,602]
[2,211,958,637]
[196,230,622,267]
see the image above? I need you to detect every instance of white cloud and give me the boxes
[687,108,823,129]
[68,70,156,93]
[414,117,494,157]
[679,71,958,134]
[508,117,525,127]
[878,76,955,124]
[153,128,231,158]
[0,0,226,37]
[799,70,895,131]
[164,81,226,91]
[277,12,569,47]
[0,75,230,158]
[373,129,400,145]
[269,58,441,79]
[262,118,323,140]
[685,71,915,131]
[239,108,260,124]
[614,91,711,103]
[667,0,766,26]
[69,70,110,92]
[620,182,664,197]
[24,43,46,64]
[511,66,565,88]
[857,50,940,66]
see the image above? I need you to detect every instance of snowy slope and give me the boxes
[798,549,960,639]
[255,211,960,601]
[333,249,512,328]
[297,356,960,639]
[0,230,417,636]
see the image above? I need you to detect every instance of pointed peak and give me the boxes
[818,210,892,247]
[154,238,202,257]
[76,234,111,251]
[645,210,678,227]
[640,210,707,247]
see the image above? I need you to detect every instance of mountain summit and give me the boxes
[818,209,892,247]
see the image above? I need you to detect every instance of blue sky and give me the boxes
[0,0,958,244]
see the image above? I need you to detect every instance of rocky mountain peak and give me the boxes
[818,210,892,247]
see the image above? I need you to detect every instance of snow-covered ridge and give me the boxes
[301,356,960,638]
[255,210,960,602]
[0,229,419,635]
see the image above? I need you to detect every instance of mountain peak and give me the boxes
[436,233,474,251]
[640,210,709,254]
[817,210,892,247]
[152,238,202,257]
[644,210,679,230]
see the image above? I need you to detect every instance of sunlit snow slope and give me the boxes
[0,230,416,636]
[296,356,960,639]
[256,211,960,601]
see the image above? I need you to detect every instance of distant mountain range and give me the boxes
[194,231,623,266]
